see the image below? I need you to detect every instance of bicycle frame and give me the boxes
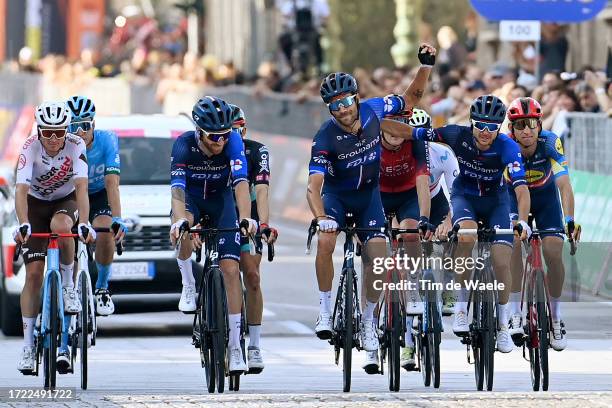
[522,234,546,349]
[70,240,96,344]
[39,236,66,350]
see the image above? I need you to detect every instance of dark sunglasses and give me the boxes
[198,128,231,143]
[68,121,93,133]
[512,118,539,131]
[471,120,501,132]
[328,95,357,112]
[39,128,67,140]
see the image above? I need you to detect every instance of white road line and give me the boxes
[278,320,315,335]
[263,307,276,317]
[265,302,320,312]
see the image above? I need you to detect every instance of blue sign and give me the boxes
[470,0,607,23]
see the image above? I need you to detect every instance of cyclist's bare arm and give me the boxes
[255,184,270,226]
[416,174,431,219]
[75,178,90,225]
[170,186,188,221]
[401,43,436,107]
[105,174,122,219]
[514,184,531,224]
[234,180,252,221]
[380,119,416,140]
[14,184,29,242]
[555,174,575,220]
[307,173,326,219]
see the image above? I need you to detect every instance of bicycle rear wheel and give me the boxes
[44,274,59,390]
[79,273,89,390]
[536,270,549,391]
[342,268,354,393]
[388,291,400,392]
[210,268,227,393]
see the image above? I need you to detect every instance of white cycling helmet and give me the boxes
[35,101,71,128]
[408,108,432,128]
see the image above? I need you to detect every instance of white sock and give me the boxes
[550,296,562,320]
[405,316,414,347]
[498,303,509,327]
[248,324,261,349]
[60,263,74,289]
[319,290,331,315]
[177,258,195,286]
[363,300,377,321]
[22,317,36,347]
[228,314,241,349]
[509,292,522,316]
[454,288,468,314]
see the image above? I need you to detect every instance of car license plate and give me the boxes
[110,262,155,281]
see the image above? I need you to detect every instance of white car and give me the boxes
[1,114,197,335]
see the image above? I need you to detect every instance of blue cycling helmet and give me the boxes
[66,95,96,121]
[470,95,506,123]
[192,96,233,131]
[320,72,358,103]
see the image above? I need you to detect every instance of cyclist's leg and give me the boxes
[89,189,113,291]
[508,190,524,329]
[396,189,423,314]
[172,197,196,312]
[316,193,342,322]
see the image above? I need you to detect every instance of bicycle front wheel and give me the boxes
[426,289,441,389]
[482,289,495,391]
[527,271,540,391]
[342,268,354,393]
[388,291,401,392]
[472,289,484,391]
[210,268,227,394]
[536,270,549,391]
[45,273,59,390]
[79,273,89,390]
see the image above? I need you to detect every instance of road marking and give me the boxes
[265,302,320,312]
[263,307,276,317]
[278,320,315,335]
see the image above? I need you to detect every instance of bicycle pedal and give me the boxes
[247,367,264,375]
[180,310,197,315]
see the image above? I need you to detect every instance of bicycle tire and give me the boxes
[47,273,59,390]
[79,273,88,390]
[483,289,495,391]
[427,289,441,389]
[527,272,540,391]
[211,268,227,393]
[420,318,431,387]
[472,289,484,391]
[388,292,401,392]
[199,272,215,393]
[536,270,549,391]
[342,268,354,393]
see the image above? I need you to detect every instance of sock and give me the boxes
[60,316,70,351]
[248,324,261,349]
[319,290,332,315]
[95,263,111,290]
[550,296,562,320]
[498,303,509,327]
[22,317,36,347]
[405,316,414,347]
[177,258,195,286]
[363,300,377,321]
[60,263,74,289]
[228,313,241,349]
[509,292,522,316]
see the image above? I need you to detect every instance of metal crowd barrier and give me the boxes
[566,112,612,175]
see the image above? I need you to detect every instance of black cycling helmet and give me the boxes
[320,72,358,104]
[470,95,506,123]
[192,96,233,131]
[228,103,246,127]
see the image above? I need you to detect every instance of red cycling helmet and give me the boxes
[507,97,543,121]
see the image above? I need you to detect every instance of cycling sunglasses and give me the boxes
[197,127,231,143]
[512,118,539,131]
[68,120,93,134]
[328,95,357,112]
[471,120,501,132]
[39,128,67,140]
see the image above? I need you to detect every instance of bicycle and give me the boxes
[514,219,577,391]
[13,226,91,390]
[306,214,385,392]
[229,231,275,391]
[177,217,245,394]
[449,223,514,391]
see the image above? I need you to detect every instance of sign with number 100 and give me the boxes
[470,0,607,23]
[499,20,541,42]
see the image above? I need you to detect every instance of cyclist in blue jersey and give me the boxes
[67,96,127,317]
[381,94,532,353]
[169,96,257,374]
[307,43,437,373]
[505,97,581,352]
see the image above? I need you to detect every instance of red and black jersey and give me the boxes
[379,140,430,193]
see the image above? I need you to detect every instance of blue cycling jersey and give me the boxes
[308,95,405,192]
[413,125,526,196]
[504,130,568,192]
[87,129,120,194]
[170,130,248,199]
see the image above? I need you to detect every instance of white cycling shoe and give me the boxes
[17,346,35,374]
[359,319,379,351]
[497,325,514,353]
[63,287,82,314]
[452,310,469,335]
[362,350,379,374]
[406,289,424,315]
[315,313,333,340]
[178,284,197,313]
[551,320,567,351]
[247,346,264,374]
[228,347,247,374]
[508,313,524,344]
[95,289,115,316]
[56,348,71,374]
